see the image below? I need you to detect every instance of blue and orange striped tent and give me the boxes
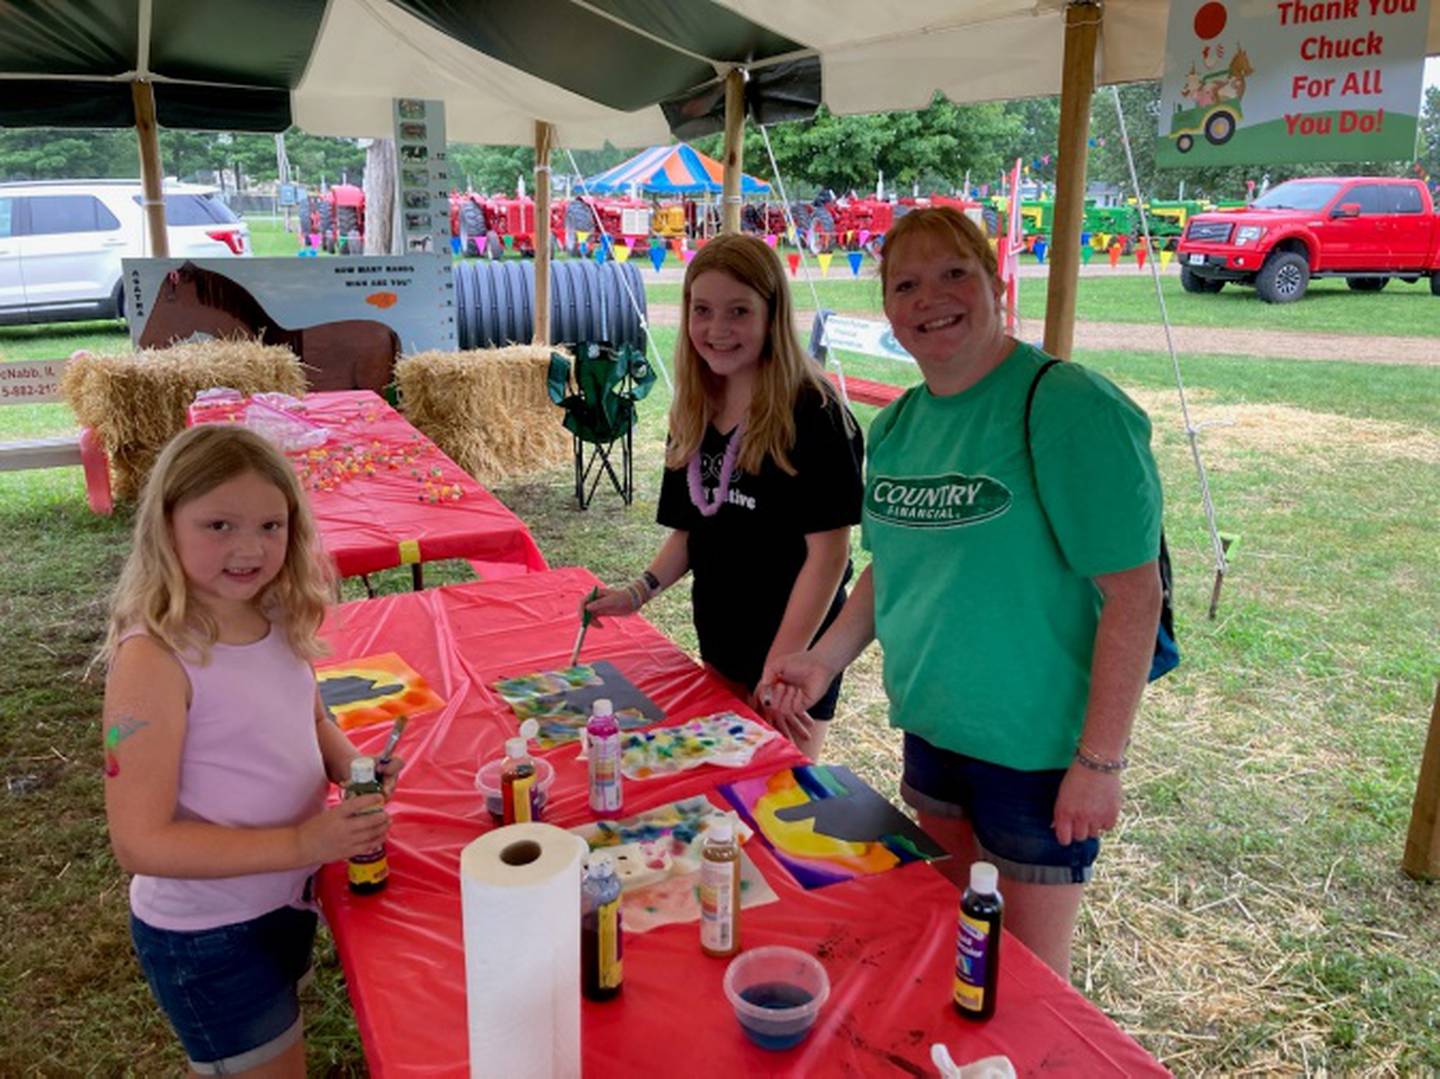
[581,143,771,196]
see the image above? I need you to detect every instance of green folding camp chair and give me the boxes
[547,342,657,509]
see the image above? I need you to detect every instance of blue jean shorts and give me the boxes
[900,733,1099,885]
[131,904,317,1074]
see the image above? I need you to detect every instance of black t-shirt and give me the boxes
[657,386,864,690]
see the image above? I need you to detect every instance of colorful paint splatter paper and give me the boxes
[620,712,775,780]
[572,796,777,933]
[316,652,446,731]
[720,764,948,890]
[490,660,663,748]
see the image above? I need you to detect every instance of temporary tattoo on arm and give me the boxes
[103,716,148,778]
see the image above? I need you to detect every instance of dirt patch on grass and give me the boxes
[1125,388,1440,471]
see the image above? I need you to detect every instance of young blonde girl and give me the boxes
[587,234,864,759]
[103,425,398,1078]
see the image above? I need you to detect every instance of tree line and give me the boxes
[1,84,1436,204]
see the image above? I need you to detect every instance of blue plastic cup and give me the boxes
[723,947,830,1051]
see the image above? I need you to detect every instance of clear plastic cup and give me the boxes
[723,946,830,1051]
[473,756,555,822]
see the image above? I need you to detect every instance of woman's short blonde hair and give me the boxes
[667,233,845,476]
[104,424,333,664]
[879,206,1001,295]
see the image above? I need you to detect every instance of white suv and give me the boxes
[0,180,251,326]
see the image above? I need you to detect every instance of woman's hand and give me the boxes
[758,652,836,728]
[1051,765,1122,846]
[297,795,390,864]
[582,585,639,627]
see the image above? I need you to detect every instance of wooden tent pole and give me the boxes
[131,80,169,257]
[1042,0,1100,360]
[1402,682,1440,880]
[532,120,556,347]
[721,69,745,234]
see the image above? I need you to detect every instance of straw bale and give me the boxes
[60,341,305,500]
[396,346,570,485]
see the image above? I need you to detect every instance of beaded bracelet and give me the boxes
[624,582,645,611]
[1074,740,1128,774]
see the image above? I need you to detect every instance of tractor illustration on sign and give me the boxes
[1168,44,1253,153]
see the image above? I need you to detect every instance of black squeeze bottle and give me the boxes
[346,756,389,894]
[953,861,1003,1019]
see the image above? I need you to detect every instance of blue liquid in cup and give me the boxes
[737,982,815,1050]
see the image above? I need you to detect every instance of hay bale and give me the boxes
[396,346,570,485]
[61,342,306,500]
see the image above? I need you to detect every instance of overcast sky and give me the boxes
[1428,56,1439,93]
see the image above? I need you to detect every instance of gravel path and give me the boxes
[644,304,1438,366]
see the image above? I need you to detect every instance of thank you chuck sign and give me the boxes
[1156,0,1430,165]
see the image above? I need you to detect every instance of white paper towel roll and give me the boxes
[460,823,585,1078]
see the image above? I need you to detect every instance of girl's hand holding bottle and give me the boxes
[297,795,391,865]
[375,756,405,800]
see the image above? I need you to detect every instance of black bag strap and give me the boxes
[1022,358,1064,534]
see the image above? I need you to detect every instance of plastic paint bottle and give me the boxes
[586,698,624,815]
[699,816,740,957]
[346,756,389,894]
[500,736,538,824]
[954,861,1003,1020]
[580,855,623,1001]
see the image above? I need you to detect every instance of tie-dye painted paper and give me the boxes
[720,764,948,890]
[572,796,777,933]
[490,660,663,748]
[316,652,446,731]
[620,712,775,780]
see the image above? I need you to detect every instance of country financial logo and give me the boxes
[864,473,1012,529]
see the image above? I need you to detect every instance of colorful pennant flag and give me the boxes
[681,249,695,264]
[1108,244,1122,269]
[614,243,631,263]
[577,230,591,246]
[817,252,833,277]
[1080,245,1095,265]
[786,252,800,276]
[1033,239,1047,265]
[765,234,778,249]
[1135,245,1148,270]
[1159,249,1174,270]
[847,251,863,277]
[649,246,666,273]
[858,229,871,247]
[503,234,514,250]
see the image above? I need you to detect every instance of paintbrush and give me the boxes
[569,586,600,668]
[377,715,407,774]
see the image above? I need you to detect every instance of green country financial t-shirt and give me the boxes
[861,343,1162,771]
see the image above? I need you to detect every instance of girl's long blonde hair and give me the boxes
[667,233,847,476]
[103,424,333,664]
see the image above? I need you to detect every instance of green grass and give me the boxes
[651,266,1440,337]
[2,300,1438,1074]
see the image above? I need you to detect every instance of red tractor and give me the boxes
[299,184,366,253]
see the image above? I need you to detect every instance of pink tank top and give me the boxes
[128,625,328,931]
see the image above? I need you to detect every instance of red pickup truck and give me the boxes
[1176,177,1440,303]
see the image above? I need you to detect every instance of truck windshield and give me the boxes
[1251,182,1343,211]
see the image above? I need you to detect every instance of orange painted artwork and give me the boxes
[365,292,399,309]
[316,652,445,730]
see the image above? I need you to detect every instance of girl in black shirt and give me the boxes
[586,234,863,759]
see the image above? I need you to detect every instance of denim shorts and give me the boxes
[130,905,317,1074]
[900,733,1099,885]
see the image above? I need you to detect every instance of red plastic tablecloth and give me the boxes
[317,568,1167,1078]
[195,390,548,579]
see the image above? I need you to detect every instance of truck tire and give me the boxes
[1255,251,1309,303]
[1432,272,1440,297]
[1345,276,1387,292]
[485,230,504,261]
[1180,266,1224,294]
[459,200,486,255]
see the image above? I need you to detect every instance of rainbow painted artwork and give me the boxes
[490,660,662,748]
[316,652,446,731]
[720,764,948,890]
[620,712,774,780]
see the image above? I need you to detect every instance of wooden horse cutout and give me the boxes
[139,262,401,393]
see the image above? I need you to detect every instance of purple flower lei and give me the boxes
[687,421,744,517]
